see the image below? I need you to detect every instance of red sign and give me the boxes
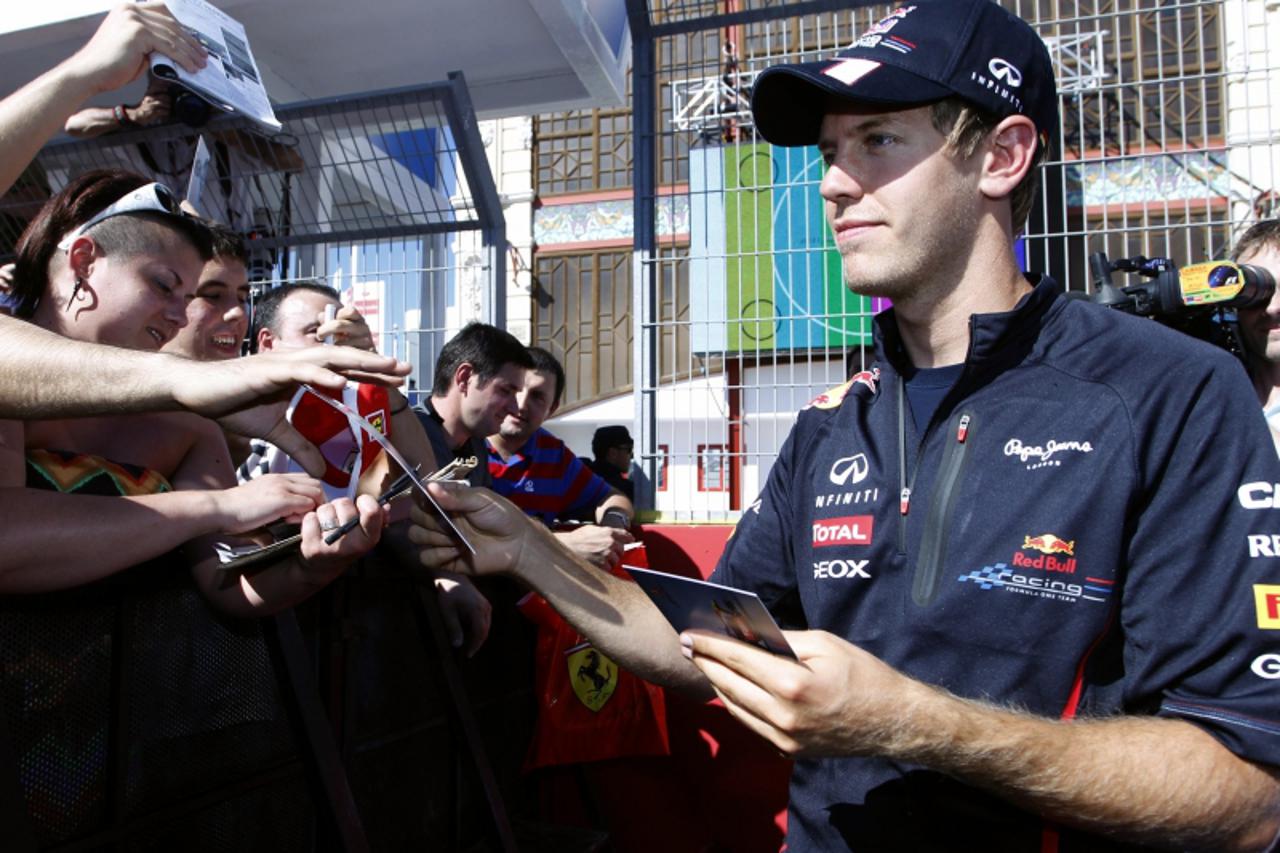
[812,516,873,547]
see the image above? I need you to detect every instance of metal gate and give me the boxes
[625,0,1280,521]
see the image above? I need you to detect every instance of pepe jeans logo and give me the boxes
[988,58,1023,87]
[1004,438,1094,470]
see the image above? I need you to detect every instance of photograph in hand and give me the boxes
[624,566,796,659]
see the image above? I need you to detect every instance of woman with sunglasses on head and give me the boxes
[0,169,387,614]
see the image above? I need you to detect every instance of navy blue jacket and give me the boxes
[711,275,1280,851]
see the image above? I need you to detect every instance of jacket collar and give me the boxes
[873,274,1063,375]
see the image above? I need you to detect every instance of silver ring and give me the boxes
[319,519,341,532]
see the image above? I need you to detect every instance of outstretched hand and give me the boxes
[170,347,409,476]
[69,3,208,96]
[407,482,543,576]
[212,472,325,534]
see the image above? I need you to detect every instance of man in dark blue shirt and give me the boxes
[410,2,1280,849]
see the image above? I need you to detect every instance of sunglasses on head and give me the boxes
[57,182,183,250]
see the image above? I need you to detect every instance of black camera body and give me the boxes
[1088,252,1276,362]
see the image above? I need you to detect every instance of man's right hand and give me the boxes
[68,3,207,95]
[556,524,633,568]
[407,482,544,577]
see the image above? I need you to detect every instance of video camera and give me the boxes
[1088,252,1276,362]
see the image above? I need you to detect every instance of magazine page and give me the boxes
[145,0,282,133]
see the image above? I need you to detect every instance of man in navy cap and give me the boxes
[411,2,1280,848]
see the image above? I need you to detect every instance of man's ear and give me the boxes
[454,362,475,394]
[256,327,275,352]
[979,115,1038,202]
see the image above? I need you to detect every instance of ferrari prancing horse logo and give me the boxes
[566,642,618,712]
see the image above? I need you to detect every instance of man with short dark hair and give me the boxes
[415,322,533,488]
[414,2,1280,849]
[241,281,392,497]
[585,425,635,503]
[487,347,634,568]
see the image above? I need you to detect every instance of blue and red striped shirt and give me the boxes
[487,428,614,525]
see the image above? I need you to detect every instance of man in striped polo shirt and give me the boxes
[487,347,635,568]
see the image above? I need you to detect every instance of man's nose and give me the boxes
[167,296,189,328]
[819,159,864,204]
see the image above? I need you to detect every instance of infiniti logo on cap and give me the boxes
[988,58,1023,87]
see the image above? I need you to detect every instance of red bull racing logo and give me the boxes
[1011,533,1077,574]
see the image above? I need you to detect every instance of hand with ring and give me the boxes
[298,495,388,583]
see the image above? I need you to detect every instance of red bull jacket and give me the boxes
[711,274,1280,852]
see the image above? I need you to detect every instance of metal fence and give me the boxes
[627,0,1280,521]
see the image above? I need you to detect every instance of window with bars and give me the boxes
[532,246,691,410]
[534,108,633,196]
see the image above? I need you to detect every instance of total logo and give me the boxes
[1237,482,1280,509]
[812,515,873,548]
[1251,653,1280,679]
[1256,584,1280,630]
[813,559,871,580]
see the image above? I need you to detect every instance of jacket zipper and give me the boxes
[911,409,976,606]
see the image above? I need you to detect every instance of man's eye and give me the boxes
[154,279,174,295]
[867,133,896,147]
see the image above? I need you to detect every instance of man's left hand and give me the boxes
[681,628,927,758]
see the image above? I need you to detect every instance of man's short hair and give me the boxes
[431,322,534,396]
[206,221,249,265]
[929,98,1046,231]
[249,280,340,352]
[592,425,633,460]
[527,346,566,410]
[1231,219,1280,263]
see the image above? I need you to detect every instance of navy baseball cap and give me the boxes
[750,0,1058,149]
